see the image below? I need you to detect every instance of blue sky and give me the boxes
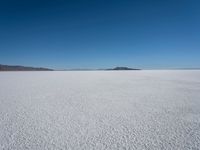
[0,0,200,69]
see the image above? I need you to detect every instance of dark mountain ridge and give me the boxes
[106,67,141,70]
[0,64,53,71]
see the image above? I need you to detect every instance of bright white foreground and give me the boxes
[0,71,200,150]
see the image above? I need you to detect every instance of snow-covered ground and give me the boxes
[0,70,200,150]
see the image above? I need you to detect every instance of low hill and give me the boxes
[0,64,53,71]
[106,67,141,70]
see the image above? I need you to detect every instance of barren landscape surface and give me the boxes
[0,71,200,150]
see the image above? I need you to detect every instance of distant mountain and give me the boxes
[0,64,53,71]
[62,67,141,71]
[106,67,141,70]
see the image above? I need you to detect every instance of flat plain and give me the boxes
[0,70,200,150]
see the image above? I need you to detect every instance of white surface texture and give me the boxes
[0,71,200,150]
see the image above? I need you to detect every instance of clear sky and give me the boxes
[0,0,200,69]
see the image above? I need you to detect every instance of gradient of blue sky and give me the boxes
[0,0,200,69]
